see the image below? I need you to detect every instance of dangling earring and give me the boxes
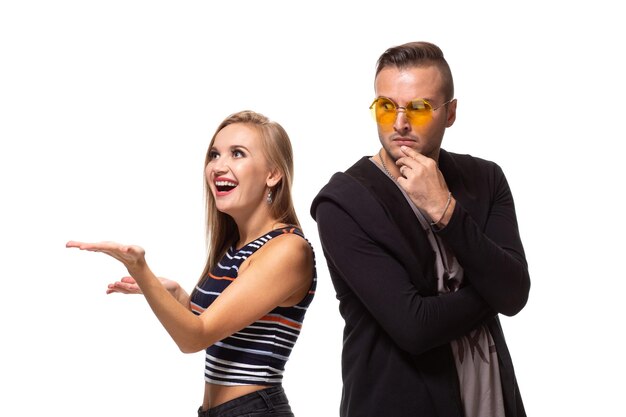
[266,189,273,204]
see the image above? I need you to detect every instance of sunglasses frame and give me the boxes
[369,96,454,125]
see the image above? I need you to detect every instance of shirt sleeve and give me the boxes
[315,199,493,356]
[436,164,530,316]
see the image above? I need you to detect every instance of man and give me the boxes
[310,42,530,417]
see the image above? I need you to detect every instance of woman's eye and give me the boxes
[233,149,244,158]
[208,151,219,160]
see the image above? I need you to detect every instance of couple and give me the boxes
[67,42,530,417]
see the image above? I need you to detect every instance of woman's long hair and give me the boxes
[194,110,301,292]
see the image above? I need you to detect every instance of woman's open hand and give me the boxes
[66,241,147,274]
[107,276,182,296]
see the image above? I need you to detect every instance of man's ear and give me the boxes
[446,98,457,128]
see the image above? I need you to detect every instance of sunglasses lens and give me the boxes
[406,99,433,126]
[371,98,397,126]
[407,99,431,112]
[370,98,438,127]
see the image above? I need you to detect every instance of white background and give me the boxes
[1,1,624,416]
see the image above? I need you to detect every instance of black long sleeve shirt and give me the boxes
[310,150,529,417]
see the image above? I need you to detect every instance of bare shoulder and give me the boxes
[236,232,312,281]
[235,231,313,306]
[258,232,313,268]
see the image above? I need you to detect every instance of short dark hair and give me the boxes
[375,41,454,100]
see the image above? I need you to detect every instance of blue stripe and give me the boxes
[190,226,316,386]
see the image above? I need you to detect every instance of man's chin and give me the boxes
[387,142,419,157]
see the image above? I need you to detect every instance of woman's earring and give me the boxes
[266,190,273,204]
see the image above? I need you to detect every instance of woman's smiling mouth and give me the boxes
[214,177,238,195]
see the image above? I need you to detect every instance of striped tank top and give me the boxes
[190,226,316,386]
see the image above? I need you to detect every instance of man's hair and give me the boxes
[375,41,454,101]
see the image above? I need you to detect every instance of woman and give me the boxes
[67,110,316,417]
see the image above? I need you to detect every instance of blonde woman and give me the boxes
[68,111,316,417]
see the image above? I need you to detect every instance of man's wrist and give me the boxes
[430,192,454,228]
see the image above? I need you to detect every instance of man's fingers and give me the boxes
[395,146,428,170]
[400,145,428,162]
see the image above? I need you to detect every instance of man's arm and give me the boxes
[437,164,530,316]
[315,200,492,356]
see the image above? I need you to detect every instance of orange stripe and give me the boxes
[260,315,302,330]
[208,272,235,281]
[191,305,206,314]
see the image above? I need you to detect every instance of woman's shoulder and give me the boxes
[236,226,314,285]
[253,227,312,266]
[267,226,312,255]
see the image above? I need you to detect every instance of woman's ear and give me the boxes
[266,167,283,188]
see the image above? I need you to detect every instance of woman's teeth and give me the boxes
[216,180,237,192]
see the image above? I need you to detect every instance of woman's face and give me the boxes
[205,123,277,219]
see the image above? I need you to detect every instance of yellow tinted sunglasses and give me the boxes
[369,96,454,127]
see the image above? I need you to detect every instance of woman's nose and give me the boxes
[207,159,228,178]
[214,155,230,172]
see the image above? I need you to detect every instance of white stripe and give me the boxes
[205,354,283,373]
[193,287,221,296]
[216,261,237,271]
[205,362,279,377]
[214,341,290,361]
[235,331,296,345]
[247,324,300,338]
[223,252,244,267]
[204,375,282,385]
[228,334,294,349]
[250,234,273,246]
[205,371,281,382]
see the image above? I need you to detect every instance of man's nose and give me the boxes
[393,108,411,132]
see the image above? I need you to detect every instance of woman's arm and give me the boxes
[66,235,312,353]
[106,276,191,307]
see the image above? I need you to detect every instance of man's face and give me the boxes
[374,65,456,162]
